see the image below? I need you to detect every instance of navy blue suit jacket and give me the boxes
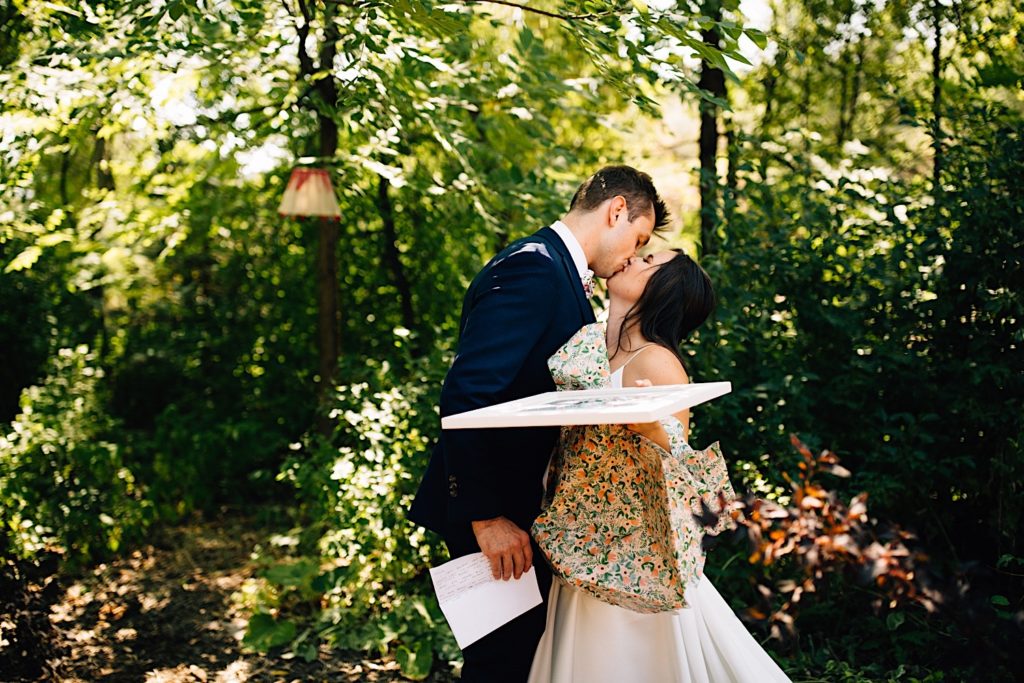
[409,227,596,541]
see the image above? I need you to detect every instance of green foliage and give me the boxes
[0,249,55,422]
[694,103,1023,560]
[0,345,150,563]
[394,639,434,681]
[243,612,298,652]
[693,131,934,496]
[694,101,1023,681]
[1,0,1021,679]
[240,354,458,676]
[785,654,952,682]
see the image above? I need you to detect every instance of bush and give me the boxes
[240,349,457,679]
[0,345,150,564]
[695,108,1023,571]
[692,104,1023,681]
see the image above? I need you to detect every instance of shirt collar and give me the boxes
[550,220,591,278]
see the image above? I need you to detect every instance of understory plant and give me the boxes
[239,349,457,679]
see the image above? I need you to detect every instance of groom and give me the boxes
[409,165,669,682]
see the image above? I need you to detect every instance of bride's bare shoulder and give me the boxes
[626,345,689,386]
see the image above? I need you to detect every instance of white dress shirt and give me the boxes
[550,220,592,279]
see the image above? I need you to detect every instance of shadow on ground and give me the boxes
[23,514,456,683]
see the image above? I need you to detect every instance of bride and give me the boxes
[527,250,791,683]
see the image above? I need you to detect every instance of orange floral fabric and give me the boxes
[532,323,735,613]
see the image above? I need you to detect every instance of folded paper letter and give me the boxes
[429,552,543,648]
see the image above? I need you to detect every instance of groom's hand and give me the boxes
[471,516,533,581]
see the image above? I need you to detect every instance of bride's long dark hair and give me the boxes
[618,250,716,364]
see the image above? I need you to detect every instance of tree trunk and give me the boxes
[91,135,115,191]
[697,0,725,256]
[758,14,783,137]
[297,0,342,436]
[317,11,341,436]
[86,133,112,359]
[837,49,850,146]
[759,69,777,135]
[59,137,71,205]
[800,61,811,132]
[931,0,944,190]
[315,215,340,435]
[838,41,866,146]
[849,41,866,140]
[377,176,417,340]
[725,114,737,194]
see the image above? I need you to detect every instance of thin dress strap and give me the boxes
[611,343,658,376]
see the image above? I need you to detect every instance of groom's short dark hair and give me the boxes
[569,165,670,231]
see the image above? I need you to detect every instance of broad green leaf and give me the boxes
[243,613,297,652]
[520,27,534,51]
[37,232,71,247]
[886,611,905,631]
[5,245,42,272]
[395,641,433,680]
[264,559,320,588]
[746,28,768,50]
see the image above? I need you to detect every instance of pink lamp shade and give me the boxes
[278,168,341,218]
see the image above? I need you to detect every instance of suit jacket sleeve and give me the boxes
[440,246,560,525]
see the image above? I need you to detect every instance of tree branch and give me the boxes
[173,86,314,132]
[377,175,418,342]
[458,0,613,21]
[295,0,316,76]
[322,0,612,21]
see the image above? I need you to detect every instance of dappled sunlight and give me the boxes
[142,660,253,683]
[33,515,445,681]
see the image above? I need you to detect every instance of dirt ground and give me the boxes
[11,515,456,683]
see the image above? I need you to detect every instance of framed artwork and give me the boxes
[441,382,732,429]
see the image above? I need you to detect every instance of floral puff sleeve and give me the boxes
[533,323,737,613]
[659,418,736,575]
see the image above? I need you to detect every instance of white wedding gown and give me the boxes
[527,575,791,683]
[527,365,791,683]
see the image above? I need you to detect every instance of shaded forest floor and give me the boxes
[17,513,455,682]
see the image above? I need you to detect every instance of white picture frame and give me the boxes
[441,381,732,429]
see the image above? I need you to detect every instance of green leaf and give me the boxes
[991,595,1010,607]
[41,2,82,17]
[520,27,534,52]
[5,246,42,273]
[243,613,297,652]
[297,641,318,662]
[997,554,1023,569]
[311,566,351,593]
[168,1,185,21]
[264,559,319,589]
[746,29,768,50]
[976,62,1024,88]
[886,611,905,631]
[37,232,71,247]
[395,641,433,680]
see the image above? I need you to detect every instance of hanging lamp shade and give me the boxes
[278,167,341,218]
